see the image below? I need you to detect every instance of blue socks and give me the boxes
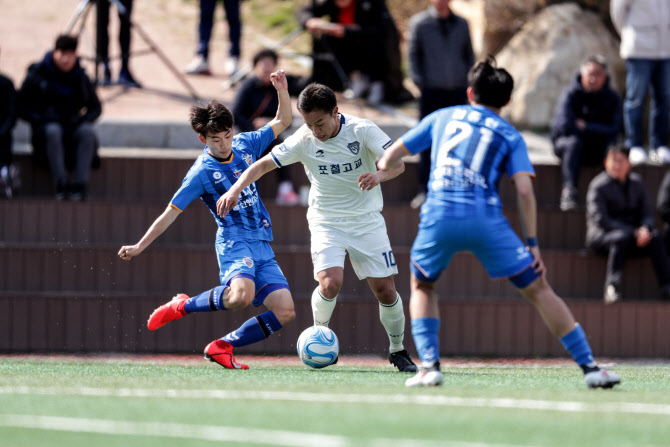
[183,288,284,349]
[223,311,283,348]
[560,324,595,367]
[184,286,228,313]
[411,317,440,365]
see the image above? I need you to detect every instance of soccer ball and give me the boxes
[297,326,339,369]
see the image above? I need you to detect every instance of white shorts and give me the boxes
[308,212,398,280]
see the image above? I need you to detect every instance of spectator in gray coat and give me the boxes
[407,0,474,209]
[586,144,670,303]
[611,0,670,165]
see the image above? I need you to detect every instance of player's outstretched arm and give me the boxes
[378,139,411,172]
[513,174,545,276]
[118,205,181,260]
[267,70,292,136]
[217,155,278,217]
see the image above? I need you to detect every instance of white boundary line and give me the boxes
[0,414,542,447]
[0,414,348,447]
[1,386,670,416]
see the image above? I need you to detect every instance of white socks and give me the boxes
[312,287,406,353]
[379,293,405,353]
[311,287,337,327]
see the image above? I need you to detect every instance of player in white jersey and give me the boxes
[218,83,417,372]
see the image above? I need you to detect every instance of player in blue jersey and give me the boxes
[118,70,294,370]
[378,57,621,389]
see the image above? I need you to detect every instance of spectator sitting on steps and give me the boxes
[18,34,102,201]
[585,144,670,304]
[551,55,621,212]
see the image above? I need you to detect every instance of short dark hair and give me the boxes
[189,100,234,136]
[467,55,514,109]
[297,83,337,114]
[253,48,278,67]
[54,34,78,52]
[607,142,630,158]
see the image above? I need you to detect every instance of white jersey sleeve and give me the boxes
[361,119,394,161]
[270,126,308,168]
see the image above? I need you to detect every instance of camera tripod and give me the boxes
[66,0,200,102]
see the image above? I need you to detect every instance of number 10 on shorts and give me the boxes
[382,251,396,268]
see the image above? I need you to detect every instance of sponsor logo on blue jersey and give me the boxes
[347,141,360,155]
[233,168,242,178]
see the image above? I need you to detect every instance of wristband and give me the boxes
[526,237,538,247]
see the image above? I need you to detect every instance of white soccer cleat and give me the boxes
[584,369,621,389]
[405,368,443,387]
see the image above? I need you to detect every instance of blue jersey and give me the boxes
[170,124,277,242]
[401,105,535,217]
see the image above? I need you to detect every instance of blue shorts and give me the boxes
[410,215,534,283]
[215,239,289,306]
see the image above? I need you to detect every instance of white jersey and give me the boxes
[270,113,393,222]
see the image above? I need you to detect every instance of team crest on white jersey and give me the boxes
[243,154,253,166]
[243,256,254,268]
[316,149,325,157]
[347,141,360,155]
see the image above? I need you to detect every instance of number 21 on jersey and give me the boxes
[436,120,493,173]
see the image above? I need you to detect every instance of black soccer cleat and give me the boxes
[389,349,417,372]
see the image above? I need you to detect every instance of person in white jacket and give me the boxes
[611,0,670,165]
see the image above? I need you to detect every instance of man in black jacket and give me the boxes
[552,55,621,211]
[232,49,303,205]
[296,0,404,104]
[586,144,670,303]
[18,35,102,200]
[0,48,18,199]
[656,170,670,254]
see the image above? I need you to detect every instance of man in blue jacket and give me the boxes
[551,55,621,211]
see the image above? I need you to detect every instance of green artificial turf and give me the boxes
[1,357,669,447]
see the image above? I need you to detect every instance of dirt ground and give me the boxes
[0,0,409,123]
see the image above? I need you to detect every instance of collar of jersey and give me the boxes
[332,114,345,139]
[206,146,235,164]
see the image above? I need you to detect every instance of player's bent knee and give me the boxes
[320,279,342,298]
[226,289,254,309]
[274,306,296,325]
[518,275,550,303]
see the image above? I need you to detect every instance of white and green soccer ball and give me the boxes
[297,326,339,368]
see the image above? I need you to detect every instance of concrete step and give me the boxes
[2,243,665,300]
[0,197,648,250]
[1,293,667,358]
[12,147,670,209]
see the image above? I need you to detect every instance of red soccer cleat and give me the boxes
[147,293,189,331]
[204,339,249,370]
